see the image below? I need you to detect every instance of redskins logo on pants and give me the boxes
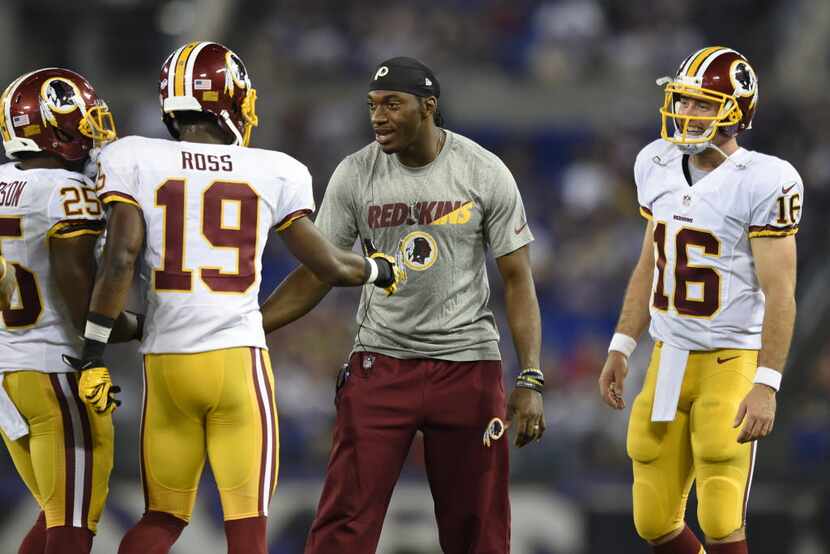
[1,370,114,532]
[140,347,278,521]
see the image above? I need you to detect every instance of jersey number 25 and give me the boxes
[0,218,42,328]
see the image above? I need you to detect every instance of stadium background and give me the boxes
[2,0,830,552]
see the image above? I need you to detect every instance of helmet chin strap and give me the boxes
[708,142,747,169]
[219,109,244,146]
[675,138,747,170]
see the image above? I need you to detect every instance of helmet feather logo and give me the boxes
[39,78,84,127]
[224,52,249,96]
[730,60,757,98]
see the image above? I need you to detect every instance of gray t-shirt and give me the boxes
[316,131,533,361]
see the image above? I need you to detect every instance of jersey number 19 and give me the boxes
[154,179,258,294]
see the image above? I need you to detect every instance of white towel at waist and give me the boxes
[651,344,690,422]
[0,373,28,440]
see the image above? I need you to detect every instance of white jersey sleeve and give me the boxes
[633,139,672,221]
[45,174,105,238]
[748,161,803,238]
[96,137,141,209]
[270,153,315,231]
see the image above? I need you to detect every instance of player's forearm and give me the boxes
[279,218,369,287]
[503,275,542,370]
[326,249,372,286]
[86,202,144,325]
[55,261,96,334]
[615,259,653,340]
[48,234,140,343]
[89,252,137,320]
[78,250,139,361]
[261,265,332,334]
[757,291,796,373]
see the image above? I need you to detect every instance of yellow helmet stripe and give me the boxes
[686,46,725,77]
[166,45,186,98]
[183,42,211,97]
[679,47,707,76]
[173,41,200,97]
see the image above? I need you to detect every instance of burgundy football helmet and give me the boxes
[0,68,116,161]
[659,46,758,153]
[159,41,258,146]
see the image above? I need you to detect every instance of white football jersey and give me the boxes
[0,163,104,373]
[96,136,314,354]
[635,139,803,351]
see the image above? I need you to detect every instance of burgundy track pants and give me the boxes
[305,352,511,554]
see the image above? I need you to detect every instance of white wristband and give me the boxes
[365,257,379,284]
[753,366,782,391]
[84,320,112,344]
[608,333,637,358]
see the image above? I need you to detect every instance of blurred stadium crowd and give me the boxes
[3,0,830,552]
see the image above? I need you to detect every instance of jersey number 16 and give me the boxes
[652,222,720,318]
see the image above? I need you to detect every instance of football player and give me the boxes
[0,68,138,554]
[598,47,801,554]
[65,42,403,554]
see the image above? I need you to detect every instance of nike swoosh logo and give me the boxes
[782,184,796,194]
[716,355,740,364]
[514,222,528,234]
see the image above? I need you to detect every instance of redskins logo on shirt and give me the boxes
[402,230,438,271]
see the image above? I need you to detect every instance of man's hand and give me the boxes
[370,251,407,295]
[506,387,545,447]
[0,255,15,311]
[598,351,628,409]
[62,356,121,414]
[733,384,776,443]
[363,240,406,296]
